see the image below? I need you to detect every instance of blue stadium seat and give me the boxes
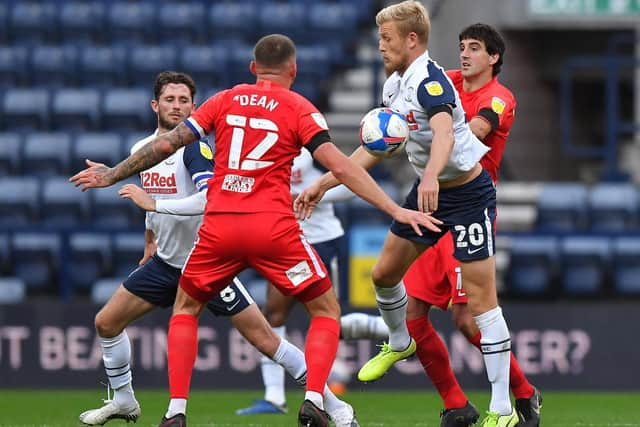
[29,45,77,87]
[0,177,39,226]
[10,232,60,292]
[69,232,112,291]
[296,45,331,80]
[107,2,156,44]
[157,2,206,44]
[79,46,127,87]
[560,236,610,295]
[179,45,229,89]
[0,46,28,88]
[0,132,21,176]
[72,132,123,173]
[2,88,49,130]
[292,80,319,105]
[536,183,588,231]
[347,180,398,226]
[102,88,153,131]
[9,2,57,44]
[308,3,358,44]
[209,3,258,42]
[51,88,101,131]
[59,1,105,44]
[588,182,639,231]
[128,45,178,86]
[0,232,9,272]
[0,4,7,44]
[91,178,142,228]
[507,236,559,295]
[227,44,254,86]
[123,132,151,158]
[0,277,26,304]
[41,176,91,228]
[22,132,72,177]
[91,277,123,304]
[612,237,640,295]
[259,3,306,41]
[112,233,145,277]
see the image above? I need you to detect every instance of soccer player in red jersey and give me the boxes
[341,23,542,427]
[71,34,440,427]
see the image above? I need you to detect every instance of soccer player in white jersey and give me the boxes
[295,2,518,426]
[78,71,359,427]
[237,148,354,415]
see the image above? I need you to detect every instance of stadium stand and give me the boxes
[72,132,123,173]
[560,236,611,295]
[91,277,123,305]
[612,236,640,295]
[22,132,72,177]
[111,233,145,278]
[0,46,28,88]
[9,2,56,44]
[157,2,207,45]
[101,88,153,131]
[536,183,589,231]
[51,88,101,131]
[10,232,60,292]
[588,182,639,231]
[0,277,26,304]
[91,181,143,229]
[58,1,106,44]
[78,45,127,87]
[128,45,178,86]
[41,176,91,228]
[0,132,21,176]
[507,236,559,296]
[0,177,40,226]
[29,45,78,87]
[2,87,49,130]
[106,2,156,44]
[68,232,112,291]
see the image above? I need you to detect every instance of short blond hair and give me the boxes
[376,0,430,46]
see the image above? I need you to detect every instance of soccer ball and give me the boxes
[359,107,409,158]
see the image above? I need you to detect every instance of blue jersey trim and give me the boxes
[416,61,456,111]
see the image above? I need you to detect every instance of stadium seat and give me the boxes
[107,2,156,44]
[91,178,142,228]
[0,4,6,44]
[536,183,588,231]
[0,46,28,88]
[347,180,398,226]
[209,2,258,42]
[128,45,178,86]
[2,88,49,130]
[41,176,91,228]
[123,132,151,157]
[227,44,255,86]
[0,177,39,226]
[0,132,21,176]
[157,2,206,44]
[102,88,154,131]
[10,232,61,292]
[296,45,331,81]
[179,45,229,89]
[0,277,26,304]
[612,237,640,294]
[588,182,639,231]
[69,232,112,291]
[507,236,559,295]
[112,233,145,277]
[91,277,123,304]
[259,3,306,41]
[78,45,127,87]
[51,88,101,131]
[560,236,610,295]
[72,132,123,173]
[0,232,9,273]
[29,45,78,87]
[22,132,72,177]
[58,1,105,44]
[308,3,358,44]
[9,2,57,44]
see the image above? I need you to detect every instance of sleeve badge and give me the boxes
[199,141,213,160]
[425,81,444,96]
[491,97,506,115]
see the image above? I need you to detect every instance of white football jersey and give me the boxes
[131,131,213,268]
[291,149,345,244]
[382,51,490,181]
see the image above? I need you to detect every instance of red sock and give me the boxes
[468,331,534,399]
[407,316,467,409]
[305,316,339,394]
[167,314,198,399]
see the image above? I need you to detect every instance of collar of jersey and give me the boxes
[399,49,431,87]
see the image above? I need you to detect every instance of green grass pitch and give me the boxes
[2,389,639,426]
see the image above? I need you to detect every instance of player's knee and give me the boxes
[94,312,122,338]
[265,310,287,327]
[371,264,401,287]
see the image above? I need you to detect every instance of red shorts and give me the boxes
[403,231,468,310]
[180,212,331,303]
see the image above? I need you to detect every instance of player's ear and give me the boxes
[289,60,297,79]
[150,99,159,114]
[249,60,257,76]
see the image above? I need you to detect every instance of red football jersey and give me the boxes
[185,80,329,215]
[447,69,516,183]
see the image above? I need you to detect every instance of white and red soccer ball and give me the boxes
[359,107,409,158]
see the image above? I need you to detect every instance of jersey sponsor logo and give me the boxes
[491,96,506,114]
[219,286,236,303]
[286,260,313,286]
[290,168,303,186]
[141,172,177,194]
[425,81,444,96]
[467,247,483,255]
[199,141,213,160]
[405,111,419,131]
[311,112,329,130]
[221,174,254,193]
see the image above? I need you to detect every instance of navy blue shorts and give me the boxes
[314,237,342,268]
[123,254,253,316]
[390,169,496,261]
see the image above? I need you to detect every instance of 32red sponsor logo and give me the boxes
[141,172,177,194]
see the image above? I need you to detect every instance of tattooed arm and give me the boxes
[70,122,196,191]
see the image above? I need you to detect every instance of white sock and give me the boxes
[375,282,410,351]
[474,306,512,415]
[304,391,324,410]
[165,398,187,418]
[262,325,286,406]
[322,384,344,414]
[340,313,389,340]
[101,331,136,406]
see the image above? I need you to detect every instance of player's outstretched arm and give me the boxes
[69,122,197,191]
[309,142,442,235]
